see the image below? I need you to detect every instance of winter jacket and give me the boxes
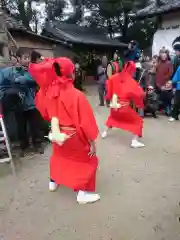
[0,66,37,111]
[97,65,107,84]
[172,66,180,90]
[124,46,141,62]
[145,91,158,111]
[155,60,173,89]
[171,55,180,78]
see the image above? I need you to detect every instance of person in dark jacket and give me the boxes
[124,41,141,82]
[74,61,84,91]
[0,49,44,156]
[124,40,141,63]
[144,85,158,118]
[97,55,108,106]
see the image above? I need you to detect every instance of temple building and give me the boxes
[134,0,180,55]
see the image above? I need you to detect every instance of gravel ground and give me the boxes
[0,86,180,240]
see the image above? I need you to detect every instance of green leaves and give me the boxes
[45,0,66,21]
[3,0,156,49]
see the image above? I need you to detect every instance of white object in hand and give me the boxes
[48,132,53,141]
[110,94,120,109]
[135,62,142,69]
[48,132,69,146]
[50,117,69,146]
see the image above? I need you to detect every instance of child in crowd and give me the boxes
[160,80,173,116]
[144,85,158,118]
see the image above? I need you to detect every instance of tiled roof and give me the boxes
[43,21,127,47]
[135,0,180,19]
[0,9,60,44]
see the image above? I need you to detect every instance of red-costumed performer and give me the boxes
[101,61,145,148]
[29,57,100,204]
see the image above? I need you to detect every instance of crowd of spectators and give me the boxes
[0,50,47,157]
[96,41,180,122]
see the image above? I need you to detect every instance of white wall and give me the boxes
[152,27,180,55]
[152,11,180,55]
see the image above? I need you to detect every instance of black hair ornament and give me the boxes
[53,62,62,77]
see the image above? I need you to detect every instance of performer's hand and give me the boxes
[49,132,70,146]
[57,133,70,146]
[110,102,121,110]
[88,141,96,157]
[110,94,120,110]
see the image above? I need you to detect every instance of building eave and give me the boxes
[133,2,180,20]
[43,22,127,48]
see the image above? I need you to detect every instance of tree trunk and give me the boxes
[121,12,128,42]
[34,18,38,33]
[0,0,6,9]
[107,19,113,39]
[17,1,30,29]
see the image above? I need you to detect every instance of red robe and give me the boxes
[106,68,145,137]
[30,60,99,192]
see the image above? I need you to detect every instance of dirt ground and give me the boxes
[1,86,180,240]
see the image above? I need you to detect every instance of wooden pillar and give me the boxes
[2,44,9,59]
[0,8,9,60]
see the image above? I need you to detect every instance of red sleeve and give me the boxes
[35,90,50,121]
[46,98,58,119]
[29,63,39,80]
[77,93,99,141]
[29,60,50,79]
[129,80,145,109]
[29,59,54,88]
[36,90,59,123]
[105,79,112,100]
[105,75,118,100]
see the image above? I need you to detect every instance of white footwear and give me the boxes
[101,130,108,139]
[168,117,175,122]
[77,191,100,204]
[131,139,145,148]
[49,181,58,192]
